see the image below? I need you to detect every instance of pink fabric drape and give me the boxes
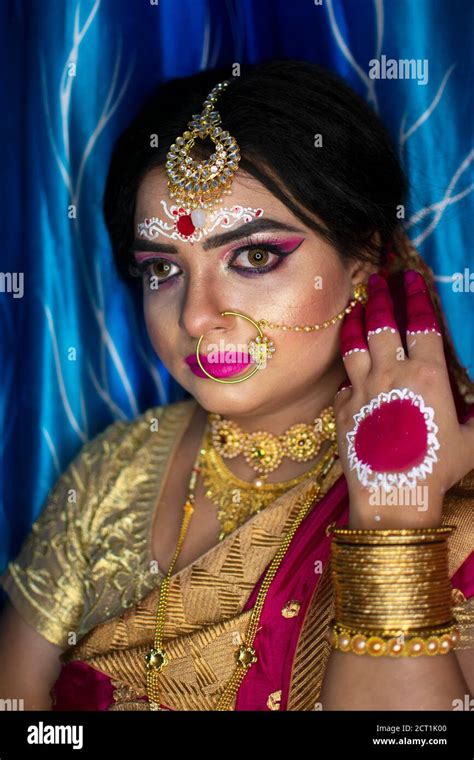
[235,471,349,710]
[51,660,117,711]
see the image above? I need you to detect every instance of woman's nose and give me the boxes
[178,274,230,340]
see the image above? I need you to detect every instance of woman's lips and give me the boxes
[185,353,252,378]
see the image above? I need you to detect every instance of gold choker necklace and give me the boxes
[209,406,337,480]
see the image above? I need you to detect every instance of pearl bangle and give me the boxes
[329,623,460,657]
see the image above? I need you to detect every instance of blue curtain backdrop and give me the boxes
[1,0,473,572]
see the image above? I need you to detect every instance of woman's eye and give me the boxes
[230,246,279,273]
[131,258,181,282]
[147,260,179,280]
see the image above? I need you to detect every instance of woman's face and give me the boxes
[133,167,371,419]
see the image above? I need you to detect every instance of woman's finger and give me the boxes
[340,300,371,383]
[365,273,404,368]
[334,377,353,409]
[404,269,443,362]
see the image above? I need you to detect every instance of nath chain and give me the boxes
[257,283,368,333]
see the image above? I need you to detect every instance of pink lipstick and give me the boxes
[185,353,252,379]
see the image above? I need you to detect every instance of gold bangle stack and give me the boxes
[329,526,460,657]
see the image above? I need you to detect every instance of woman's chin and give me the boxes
[177,372,269,415]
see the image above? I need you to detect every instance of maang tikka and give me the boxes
[167,80,239,211]
[137,79,264,244]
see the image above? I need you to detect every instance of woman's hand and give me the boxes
[333,269,474,529]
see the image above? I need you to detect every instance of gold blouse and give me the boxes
[0,400,199,648]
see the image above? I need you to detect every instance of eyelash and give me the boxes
[130,237,301,284]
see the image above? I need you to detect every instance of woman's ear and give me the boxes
[348,232,382,287]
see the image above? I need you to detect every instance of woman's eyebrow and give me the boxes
[201,218,305,250]
[130,239,176,254]
[130,217,305,255]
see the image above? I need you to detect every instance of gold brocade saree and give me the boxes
[53,398,347,711]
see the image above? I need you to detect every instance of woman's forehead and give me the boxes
[135,168,292,222]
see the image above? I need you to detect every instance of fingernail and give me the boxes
[335,379,352,397]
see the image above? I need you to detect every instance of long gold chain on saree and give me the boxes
[144,413,338,711]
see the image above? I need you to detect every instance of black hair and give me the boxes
[103,59,407,284]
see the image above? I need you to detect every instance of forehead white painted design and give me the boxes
[137,200,264,244]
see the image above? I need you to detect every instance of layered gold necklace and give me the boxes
[201,429,334,540]
[203,406,337,540]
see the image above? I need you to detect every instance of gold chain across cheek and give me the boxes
[257,281,368,333]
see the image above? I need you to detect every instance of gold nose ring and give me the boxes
[195,311,275,384]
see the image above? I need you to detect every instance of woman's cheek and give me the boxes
[284,325,341,375]
[257,279,342,332]
[273,281,346,367]
[143,299,172,357]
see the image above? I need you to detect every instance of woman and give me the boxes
[0,60,473,711]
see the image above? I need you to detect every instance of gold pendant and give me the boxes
[145,647,169,672]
